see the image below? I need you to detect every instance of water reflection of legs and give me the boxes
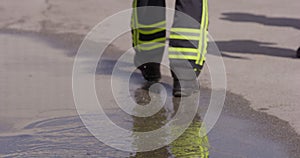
[170,97,210,158]
[131,83,210,157]
[131,82,170,157]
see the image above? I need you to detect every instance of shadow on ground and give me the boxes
[213,40,296,58]
[221,12,300,30]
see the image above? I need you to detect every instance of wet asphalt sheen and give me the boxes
[0,31,299,158]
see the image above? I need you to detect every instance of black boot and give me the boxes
[138,63,161,82]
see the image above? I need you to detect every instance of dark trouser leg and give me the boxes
[131,0,166,67]
[169,0,209,81]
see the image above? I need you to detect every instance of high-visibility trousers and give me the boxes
[131,0,209,80]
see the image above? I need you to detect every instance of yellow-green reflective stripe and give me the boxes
[205,0,209,29]
[138,27,165,35]
[205,149,209,158]
[138,37,166,44]
[169,34,200,41]
[201,123,210,158]
[198,0,207,64]
[169,52,198,58]
[169,54,198,60]
[139,43,165,51]
[202,0,209,65]
[197,125,205,158]
[203,146,209,158]
[135,0,141,51]
[200,146,204,158]
[200,0,209,65]
[131,0,136,46]
[171,28,201,34]
[170,32,201,38]
[196,0,205,65]
[200,42,207,65]
[196,0,208,65]
[133,0,140,50]
[137,21,166,28]
[169,47,199,54]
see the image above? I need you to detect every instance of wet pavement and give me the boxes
[0,31,300,158]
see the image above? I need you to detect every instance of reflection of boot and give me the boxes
[172,67,200,97]
[297,47,300,58]
[173,79,199,97]
[138,63,161,82]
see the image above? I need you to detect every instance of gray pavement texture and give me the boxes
[0,31,299,157]
[0,0,300,157]
[1,0,299,134]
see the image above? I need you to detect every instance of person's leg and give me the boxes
[169,0,209,96]
[131,0,166,81]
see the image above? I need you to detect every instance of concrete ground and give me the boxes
[1,30,300,157]
[1,0,299,136]
[0,0,300,157]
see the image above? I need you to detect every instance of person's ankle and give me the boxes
[138,63,161,82]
